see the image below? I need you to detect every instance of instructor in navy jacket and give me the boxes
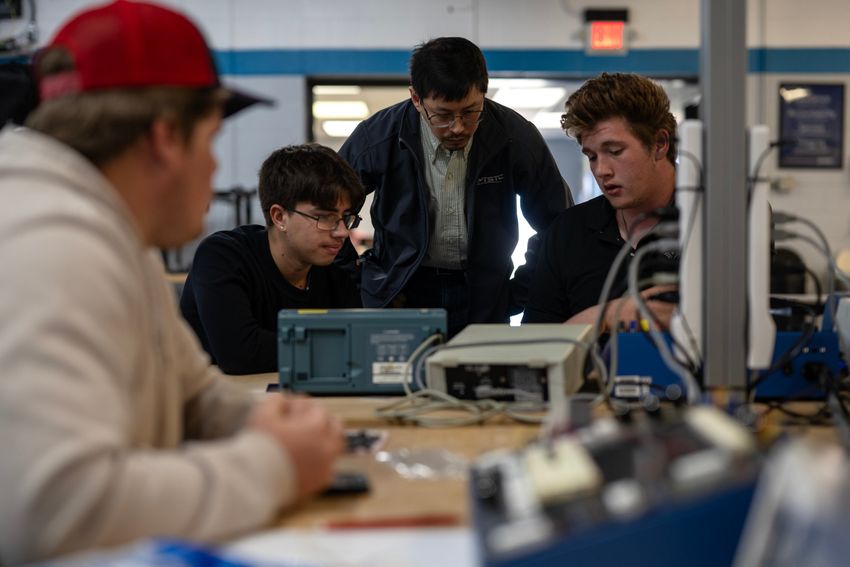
[338,37,572,335]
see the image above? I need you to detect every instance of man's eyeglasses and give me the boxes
[421,100,484,129]
[287,208,362,231]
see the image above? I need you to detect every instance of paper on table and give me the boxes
[225,527,477,567]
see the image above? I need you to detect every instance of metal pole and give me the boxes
[701,0,748,391]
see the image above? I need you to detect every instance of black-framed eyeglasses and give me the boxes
[421,100,484,129]
[287,208,362,230]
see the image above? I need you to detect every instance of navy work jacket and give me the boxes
[338,98,572,323]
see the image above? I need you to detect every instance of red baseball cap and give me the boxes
[37,0,271,118]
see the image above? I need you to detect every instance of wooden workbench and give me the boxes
[220,372,540,528]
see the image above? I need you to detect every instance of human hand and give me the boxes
[247,394,344,501]
[604,285,677,333]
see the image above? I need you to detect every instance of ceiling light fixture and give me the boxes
[321,120,362,138]
[312,100,369,119]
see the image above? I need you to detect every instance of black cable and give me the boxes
[675,148,705,192]
[637,322,701,380]
[769,296,818,316]
[763,400,832,425]
[755,365,850,433]
[748,298,818,391]
[746,139,795,204]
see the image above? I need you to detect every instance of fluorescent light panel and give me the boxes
[492,87,567,109]
[312,100,369,119]
[321,120,362,137]
[532,111,565,131]
[313,85,362,96]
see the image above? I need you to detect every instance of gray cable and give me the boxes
[775,228,850,326]
[628,238,703,404]
[775,211,850,323]
[607,273,681,400]
[375,337,609,429]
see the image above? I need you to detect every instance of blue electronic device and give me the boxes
[277,308,446,395]
[750,330,844,399]
[470,406,759,567]
[614,329,847,401]
[474,481,755,567]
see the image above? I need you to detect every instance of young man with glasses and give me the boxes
[181,144,365,374]
[339,37,572,336]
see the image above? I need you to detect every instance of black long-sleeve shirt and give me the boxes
[180,225,361,374]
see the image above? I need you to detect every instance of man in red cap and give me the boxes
[0,2,343,563]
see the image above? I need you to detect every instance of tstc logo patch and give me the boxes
[477,173,505,186]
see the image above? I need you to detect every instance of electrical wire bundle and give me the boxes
[746,209,850,420]
[584,144,708,412]
[373,334,608,428]
[772,211,850,325]
[374,140,850,432]
[746,140,850,435]
[586,203,704,412]
[758,362,850,452]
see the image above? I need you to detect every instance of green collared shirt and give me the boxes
[419,115,473,269]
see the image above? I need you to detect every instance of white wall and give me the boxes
[35,0,697,50]
[745,0,850,281]
[24,0,850,281]
[750,74,850,281]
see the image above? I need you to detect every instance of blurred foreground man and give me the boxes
[0,2,343,563]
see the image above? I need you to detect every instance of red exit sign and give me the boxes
[590,21,625,51]
[584,9,629,55]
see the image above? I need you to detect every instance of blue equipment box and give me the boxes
[614,330,846,400]
[277,308,446,395]
[470,407,759,567]
[474,478,755,567]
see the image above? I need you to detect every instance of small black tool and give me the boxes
[344,429,388,453]
[322,471,371,496]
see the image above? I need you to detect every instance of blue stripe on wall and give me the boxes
[750,48,850,73]
[212,47,850,77]
[213,49,411,75]
[5,48,847,74]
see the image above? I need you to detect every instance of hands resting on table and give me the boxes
[247,394,345,500]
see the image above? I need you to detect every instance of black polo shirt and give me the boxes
[522,195,622,323]
[522,195,677,323]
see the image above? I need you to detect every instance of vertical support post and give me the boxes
[701,0,748,390]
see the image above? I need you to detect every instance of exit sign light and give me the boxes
[584,9,629,55]
[590,21,625,51]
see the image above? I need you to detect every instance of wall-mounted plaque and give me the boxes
[779,82,844,169]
